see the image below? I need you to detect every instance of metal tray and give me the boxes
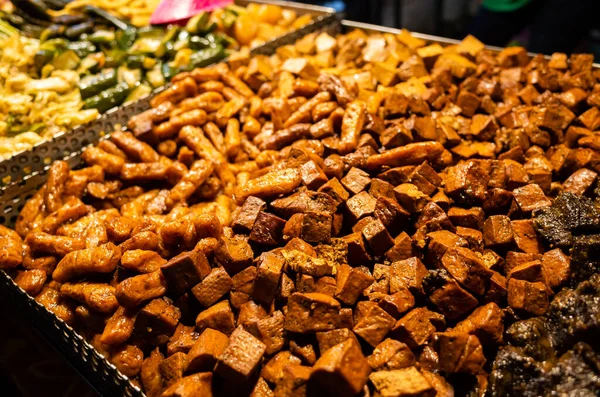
[0,6,339,397]
[3,15,594,397]
[0,0,336,188]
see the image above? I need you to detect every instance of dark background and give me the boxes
[0,292,97,397]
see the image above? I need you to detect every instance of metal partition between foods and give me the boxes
[0,0,336,188]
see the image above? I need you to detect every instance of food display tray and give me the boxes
[2,15,597,397]
[0,0,336,189]
[0,4,337,396]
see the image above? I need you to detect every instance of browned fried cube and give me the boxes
[369,367,434,397]
[300,160,328,190]
[261,351,302,384]
[385,232,414,262]
[335,264,374,305]
[195,300,236,335]
[250,211,286,246]
[159,352,187,389]
[433,332,486,374]
[215,326,266,381]
[135,298,181,343]
[507,278,550,315]
[394,183,430,213]
[346,191,377,221]
[483,215,514,249]
[512,184,552,214]
[361,218,394,256]
[161,250,211,296]
[162,373,213,397]
[274,365,311,397]
[316,328,360,355]
[541,249,570,289]
[318,178,350,208]
[215,235,254,275]
[191,267,233,307]
[390,257,428,295]
[310,338,371,397]
[448,207,484,230]
[440,247,493,296]
[342,232,372,265]
[369,178,396,199]
[378,289,415,319]
[375,196,410,236]
[427,230,468,265]
[353,305,396,347]
[256,311,286,355]
[453,302,504,345]
[186,328,230,374]
[232,196,267,233]
[429,278,478,320]
[562,168,597,195]
[167,324,199,356]
[283,211,332,244]
[409,162,442,196]
[284,292,341,333]
[391,308,445,348]
[341,167,371,195]
[253,251,285,304]
[367,338,415,371]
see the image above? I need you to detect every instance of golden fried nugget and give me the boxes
[82,146,125,175]
[236,168,302,204]
[141,348,164,397]
[121,250,166,273]
[52,242,121,282]
[155,109,208,140]
[60,282,119,314]
[14,269,46,296]
[198,81,225,93]
[166,160,214,210]
[365,141,445,169]
[16,186,46,238]
[115,270,168,307]
[41,197,91,234]
[83,218,109,248]
[35,287,75,325]
[111,131,160,163]
[284,91,331,128]
[225,119,242,160]
[222,71,255,98]
[150,77,197,108]
[98,140,128,159]
[189,67,222,83]
[45,160,70,213]
[110,344,144,377]
[215,97,247,128]
[100,305,137,345]
[204,122,226,154]
[249,96,263,118]
[339,100,367,155]
[174,92,225,115]
[179,126,226,165]
[26,232,85,257]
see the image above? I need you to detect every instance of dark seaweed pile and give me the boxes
[487,193,600,396]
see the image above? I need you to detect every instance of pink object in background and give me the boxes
[150,0,234,25]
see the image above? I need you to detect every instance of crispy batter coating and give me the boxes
[52,243,121,282]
